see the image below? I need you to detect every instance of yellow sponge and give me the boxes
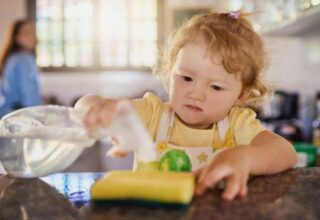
[90,171,195,205]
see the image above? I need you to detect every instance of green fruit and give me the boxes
[136,161,160,171]
[159,149,192,172]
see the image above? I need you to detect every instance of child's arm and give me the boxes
[194,130,297,201]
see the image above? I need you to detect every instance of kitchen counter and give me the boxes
[0,168,319,220]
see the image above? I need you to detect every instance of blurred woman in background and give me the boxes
[0,19,42,117]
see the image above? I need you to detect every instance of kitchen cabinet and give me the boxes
[261,4,320,36]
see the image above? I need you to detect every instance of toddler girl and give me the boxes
[75,11,297,201]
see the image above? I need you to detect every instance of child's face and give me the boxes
[169,40,243,129]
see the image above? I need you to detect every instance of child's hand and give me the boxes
[82,97,120,136]
[107,147,129,158]
[79,97,131,158]
[193,147,251,201]
[106,137,129,158]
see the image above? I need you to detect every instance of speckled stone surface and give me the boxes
[0,168,319,220]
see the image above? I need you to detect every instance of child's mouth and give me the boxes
[185,105,203,112]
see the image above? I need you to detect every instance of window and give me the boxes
[34,0,158,70]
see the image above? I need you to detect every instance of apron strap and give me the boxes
[217,117,230,143]
[155,105,173,143]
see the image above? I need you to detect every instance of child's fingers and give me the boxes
[113,151,128,158]
[194,166,211,195]
[198,164,230,186]
[83,104,104,127]
[239,183,248,197]
[192,167,204,178]
[196,165,230,195]
[192,167,204,196]
[110,137,119,146]
[106,146,128,158]
[239,176,249,197]
[222,175,241,201]
[84,102,114,129]
[96,104,115,127]
[222,174,248,200]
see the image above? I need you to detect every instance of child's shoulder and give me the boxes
[132,92,166,112]
[229,106,257,115]
[229,106,259,123]
[141,92,167,106]
[132,92,166,129]
[142,92,162,101]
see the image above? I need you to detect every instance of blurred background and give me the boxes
[0,0,320,171]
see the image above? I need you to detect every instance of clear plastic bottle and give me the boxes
[0,102,157,177]
[0,105,95,177]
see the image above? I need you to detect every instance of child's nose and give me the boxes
[189,85,205,101]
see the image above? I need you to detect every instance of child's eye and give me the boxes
[181,76,193,82]
[210,85,223,91]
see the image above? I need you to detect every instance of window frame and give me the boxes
[27,0,163,72]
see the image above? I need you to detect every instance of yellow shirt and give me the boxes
[131,92,266,149]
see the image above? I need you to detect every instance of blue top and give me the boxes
[0,51,42,117]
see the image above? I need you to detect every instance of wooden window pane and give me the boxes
[37,43,51,67]
[100,43,128,66]
[35,0,158,69]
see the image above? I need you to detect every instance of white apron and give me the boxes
[155,106,231,171]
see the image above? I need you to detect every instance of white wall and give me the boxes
[0,0,26,46]
[264,36,320,138]
[265,36,320,101]
[40,71,167,106]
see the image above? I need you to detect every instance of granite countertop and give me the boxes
[0,168,319,220]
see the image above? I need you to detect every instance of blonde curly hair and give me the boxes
[153,10,273,107]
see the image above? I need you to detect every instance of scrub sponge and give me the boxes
[90,171,195,206]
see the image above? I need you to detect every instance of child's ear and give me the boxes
[238,90,249,102]
[237,88,262,106]
[235,89,251,106]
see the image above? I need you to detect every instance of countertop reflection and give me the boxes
[0,168,320,220]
